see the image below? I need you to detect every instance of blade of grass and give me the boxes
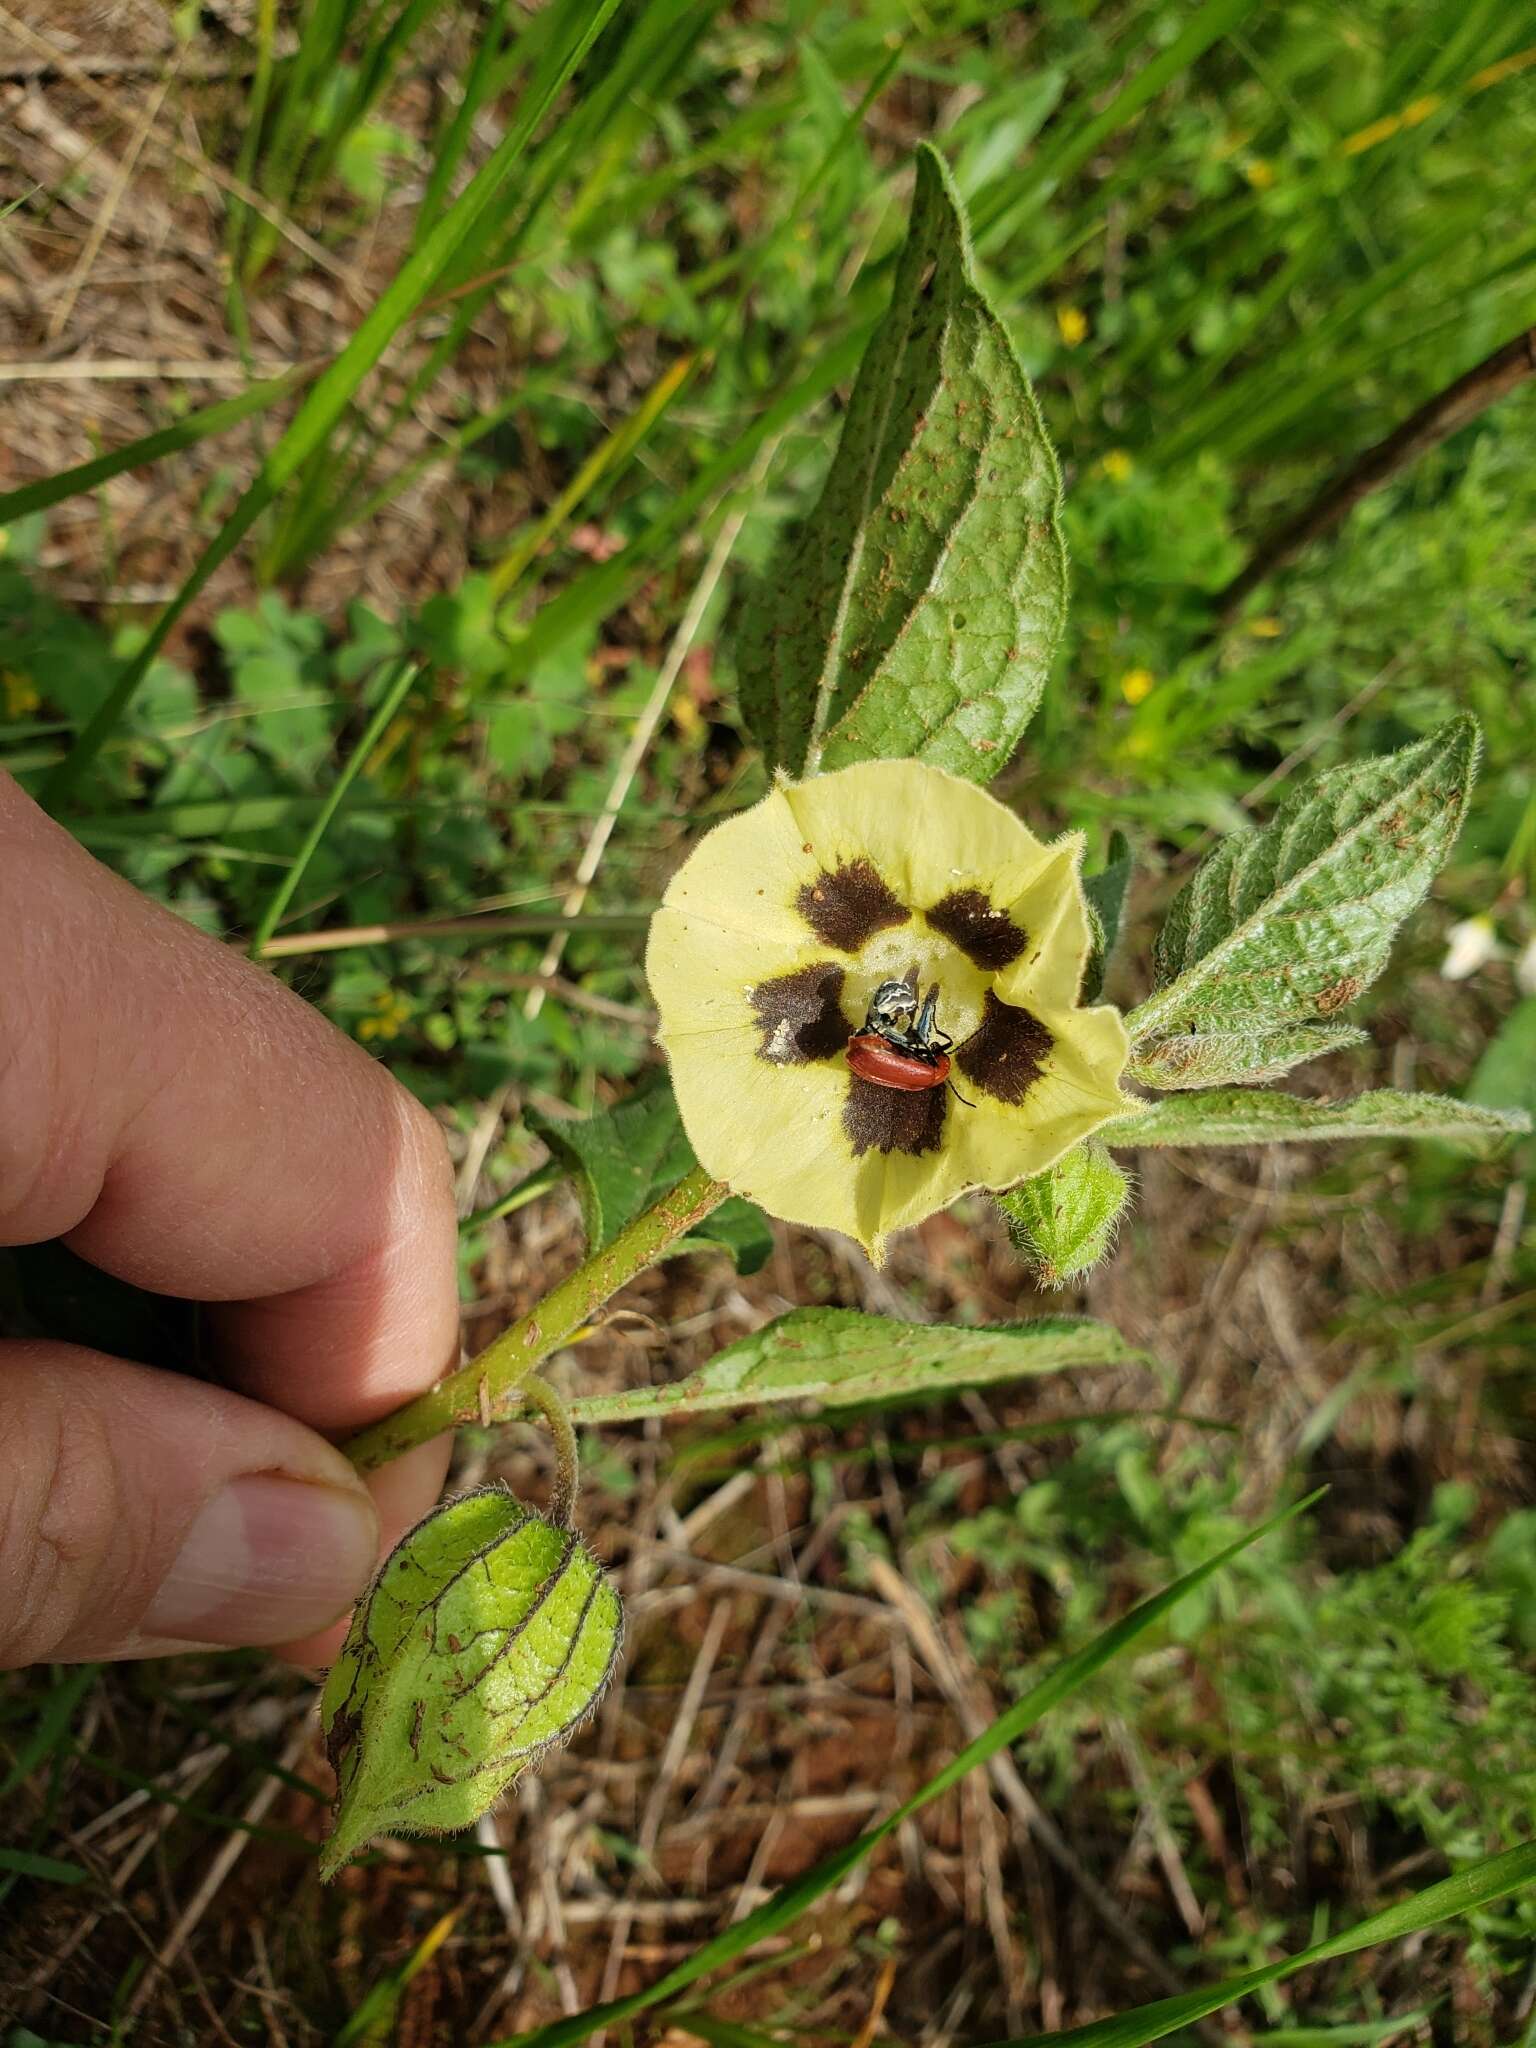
[413,0,517,242]
[245,656,421,956]
[297,0,452,206]
[310,10,886,577]
[503,319,870,682]
[334,1907,460,2048]
[986,1841,1536,2046]
[0,1666,98,1802]
[491,1492,1319,2047]
[971,0,1264,245]
[288,0,710,569]
[41,0,621,809]
[255,910,650,958]
[238,0,358,281]
[0,1847,89,1885]
[0,364,312,526]
[484,352,698,600]
[223,0,277,353]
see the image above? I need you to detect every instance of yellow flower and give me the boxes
[1246,615,1282,638]
[1056,305,1089,348]
[1244,158,1276,190]
[1100,449,1133,483]
[2,671,40,718]
[358,989,411,1042]
[1120,668,1155,706]
[647,761,1133,1262]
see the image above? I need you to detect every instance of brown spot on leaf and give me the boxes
[796,859,909,952]
[751,964,851,1065]
[925,888,1029,970]
[957,992,1053,1105]
[1315,976,1363,1015]
[843,1075,947,1157]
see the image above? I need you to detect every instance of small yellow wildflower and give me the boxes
[1120,669,1155,706]
[1056,305,1089,349]
[358,989,412,1042]
[1246,616,1283,638]
[1244,158,1276,191]
[1100,449,1133,483]
[2,671,40,718]
[647,760,1133,1263]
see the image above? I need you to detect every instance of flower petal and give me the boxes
[646,758,1133,1264]
[992,835,1093,1012]
[781,760,1057,920]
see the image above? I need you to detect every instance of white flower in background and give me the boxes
[1516,936,1536,999]
[1439,915,1500,983]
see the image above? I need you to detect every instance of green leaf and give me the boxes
[1131,718,1480,1044]
[1081,830,1133,1003]
[491,1495,1315,2047]
[1106,1088,1530,1152]
[1467,993,1536,1140]
[0,1848,88,1886]
[1128,1020,1367,1091]
[565,1307,1145,1426]
[319,1488,621,1880]
[997,1144,1132,1287]
[736,142,1067,785]
[987,1841,1536,2046]
[529,1080,770,1273]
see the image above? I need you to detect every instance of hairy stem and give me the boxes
[521,1374,580,1530]
[341,1163,727,1473]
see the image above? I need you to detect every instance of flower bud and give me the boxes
[997,1142,1131,1287]
[319,1488,621,1879]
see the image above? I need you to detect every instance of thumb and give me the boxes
[0,1340,381,1666]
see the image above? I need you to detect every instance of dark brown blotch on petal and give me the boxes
[751,963,851,1065]
[796,859,909,952]
[925,888,1028,970]
[957,992,1053,1105]
[843,1075,947,1157]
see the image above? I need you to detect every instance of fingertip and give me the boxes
[274,1432,454,1668]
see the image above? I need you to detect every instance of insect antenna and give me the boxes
[946,1074,977,1108]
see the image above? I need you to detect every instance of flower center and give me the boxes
[844,928,991,1048]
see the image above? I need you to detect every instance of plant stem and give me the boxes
[521,1374,580,1529]
[341,1163,726,1473]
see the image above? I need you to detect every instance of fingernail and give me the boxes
[144,1475,379,1645]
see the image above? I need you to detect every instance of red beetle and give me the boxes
[846,978,972,1102]
[846,1033,951,1091]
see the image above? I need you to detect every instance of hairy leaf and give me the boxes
[1132,718,1480,1043]
[565,1307,1144,1426]
[998,1143,1132,1287]
[1105,1087,1530,1152]
[1128,1020,1367,1091]
[319,1489,621,1879]
[736,143,1067,784]
[529,1081,770,1272]
[1081,830,1133,1004]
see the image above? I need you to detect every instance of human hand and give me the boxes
[0,772,459,1666]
